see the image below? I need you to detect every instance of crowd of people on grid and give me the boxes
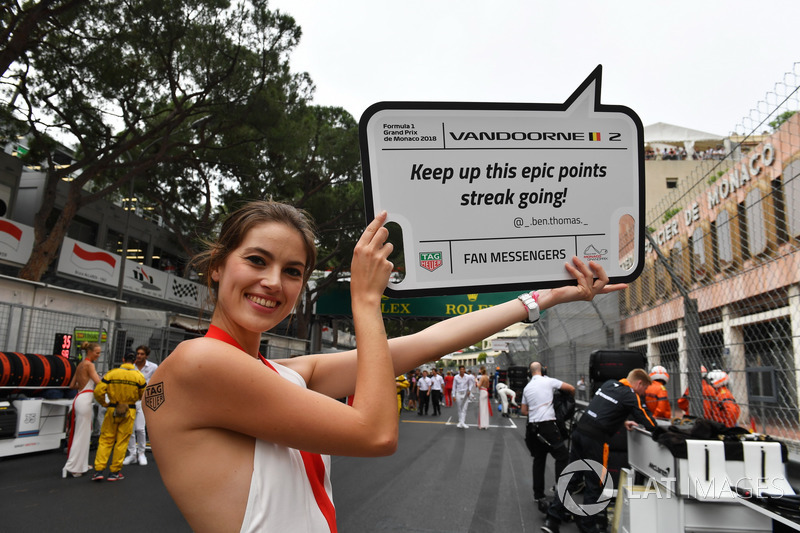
[399,365,520,424]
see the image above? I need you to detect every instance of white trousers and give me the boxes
[127,400,146,455]
[63,385,95,475]
[478,388,490,428]
[455,391,470,425]
[497,388,516,414]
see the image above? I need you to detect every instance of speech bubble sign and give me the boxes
[359,65,644,297]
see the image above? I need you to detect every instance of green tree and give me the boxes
[213,104,366,338]
[769,110,797,131]
[0,0,87,77]
[1,0,311,281]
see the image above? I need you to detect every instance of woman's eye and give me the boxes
[245,256,265,266]
[285,267,303,278]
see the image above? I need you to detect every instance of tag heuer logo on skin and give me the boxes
[419,251,443,272]
[144,382,165,412]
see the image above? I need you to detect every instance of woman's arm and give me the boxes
[289,257,626,398]
[153,213,398,458]
[88,361,102,385]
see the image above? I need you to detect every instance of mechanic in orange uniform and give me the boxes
[645,365,672,419]
[706,370,741,427]
[677,365,719,419]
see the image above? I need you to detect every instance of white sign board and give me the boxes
[56,237,120,286]
[0,219,34,266]
[359,66,644,296]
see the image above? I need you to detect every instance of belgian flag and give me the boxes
[589,132,601,141]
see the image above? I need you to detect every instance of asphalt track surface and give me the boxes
[0,399,564,532]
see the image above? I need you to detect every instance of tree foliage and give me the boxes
[214,104,365,337]
[769,110,797,132]
[0,0,88,77]
[1,0,318,280]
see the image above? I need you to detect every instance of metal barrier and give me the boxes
[0,302,310,378]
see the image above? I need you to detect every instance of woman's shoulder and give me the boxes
[153,337,243,382]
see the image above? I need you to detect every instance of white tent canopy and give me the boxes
[644,122,727,157]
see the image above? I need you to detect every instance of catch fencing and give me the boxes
[508,63,800,453]
[0,301,309,390]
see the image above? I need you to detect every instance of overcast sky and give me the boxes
[268,0,800,137]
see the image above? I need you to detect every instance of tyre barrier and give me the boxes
[0,352,76,393]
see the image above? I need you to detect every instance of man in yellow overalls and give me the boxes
[92,352,146,481]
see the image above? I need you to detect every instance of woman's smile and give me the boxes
[246,294,278,309]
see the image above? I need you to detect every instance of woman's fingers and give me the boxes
[562,257,627,300]
[357,211,388,247]
[351,212,394,297]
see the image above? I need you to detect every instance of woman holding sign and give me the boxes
[144,200,625,532]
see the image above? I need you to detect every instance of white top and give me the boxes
[136,360,159,383]
[430,374,445,391]
[452,373,474,394]
[417,376,432,391]
[521,375,564,423]
[239,362,334,533]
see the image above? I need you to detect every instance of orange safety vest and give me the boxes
[713,386,740,427]
[677,380,718,419]
[644,381,671,419]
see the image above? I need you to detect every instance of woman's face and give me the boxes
[212,222,307,333]
[89,347,101,361]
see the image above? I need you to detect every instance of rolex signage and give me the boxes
[316,284,526,318]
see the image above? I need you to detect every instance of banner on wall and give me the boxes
[56,236,207,310]
[0,218,34,266]
[164,273,209,309]
[57,237,120,286]
[122,262,171,298]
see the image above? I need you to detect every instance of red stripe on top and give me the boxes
[205,325,337,532]
[72,243,117,268]
[0,219,22,241]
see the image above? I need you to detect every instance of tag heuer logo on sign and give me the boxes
[419,251,443,272]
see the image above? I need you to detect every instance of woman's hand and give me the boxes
[349,211,394,306]
[543,256,628,309]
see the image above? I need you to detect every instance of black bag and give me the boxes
[552,389,575,438]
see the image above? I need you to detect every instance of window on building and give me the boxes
[104,229,123,255]
[124,236,147,264]
[666,177,679,189]
[691,227,707,280]
[785,161,800,239]
[672,240,686,285]
[772,177,788,244]
[153,248,186,276]
[67,215,98,245]
[717,210,734,269]
[745,188,767,256]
